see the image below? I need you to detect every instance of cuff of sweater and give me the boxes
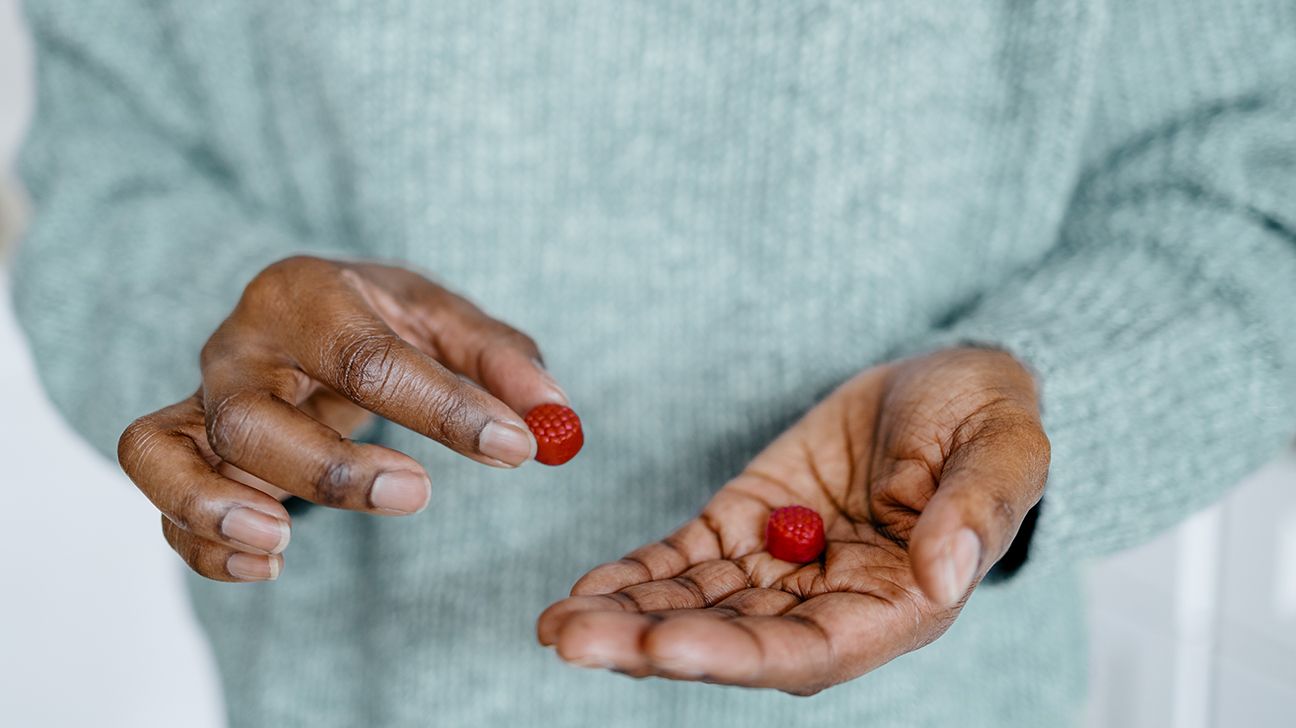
[898,240,1292,581]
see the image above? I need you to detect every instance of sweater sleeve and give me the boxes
[911,85,1296,575]
[11,2,347,458]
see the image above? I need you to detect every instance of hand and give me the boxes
[538,348,1048,694]
[118,256,567,582]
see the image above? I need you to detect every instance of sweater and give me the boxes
[12,1,1296,726]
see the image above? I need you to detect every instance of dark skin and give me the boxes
[118,256,568,580]
[119,256,1049,690]
[537,348,1049,693]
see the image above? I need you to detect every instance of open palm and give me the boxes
[538,348,1050,694]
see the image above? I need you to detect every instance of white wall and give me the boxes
[1,2,1292,726]
[0,3,223,727]
[1084,457,1296,728]
[0,278,225,728]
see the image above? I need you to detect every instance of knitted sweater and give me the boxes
[12,1,1296,726]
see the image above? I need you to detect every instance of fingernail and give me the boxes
[370,471,432,514]
[938,528,982,606]
[532,358,570,405]
[479,420,536,466]
[227,553,280,581]
[221,508,291,554]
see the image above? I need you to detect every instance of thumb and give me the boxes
[908,417,1050,607]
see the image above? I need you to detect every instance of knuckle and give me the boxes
[336,333,402,403]
[989,417,1051,497]
[199,329,239,371]
[242,255,329,309]
[985,490,1017,528]
[241,263,290,309]
[170,484,209,532]
[1036,428,1052,459]
[178,538,204,569]
[269,254,324,271]
[161,516,180,547]
[311,459,356,507]
[117,416,162,470]
[198,336,222,370]
[261,254,327,283]
[423,385,474,442]
[1025,427,1052,469]
[912,607,960,651]
[162,519,199,564]
[204,391,264,461]
[164,520,225,579]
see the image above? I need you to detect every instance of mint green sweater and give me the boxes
[13,1,1296,726]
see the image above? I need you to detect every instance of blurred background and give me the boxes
[0,1,1292,726]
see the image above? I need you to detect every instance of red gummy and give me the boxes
[524,404,584,466]
[765,505,826,563]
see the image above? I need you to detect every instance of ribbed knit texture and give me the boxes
[12,1,1296,726]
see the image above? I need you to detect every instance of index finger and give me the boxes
[344,263,569,415]
[277,285,537,467]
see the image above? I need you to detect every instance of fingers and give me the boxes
[294,319,537,467]
[570,484,788,601]
[539,559,750,645]
[908,415,1050,606]
[199,375,432,514]
[636,611,833,691]
[162,517,283,583]
[542,596,798,677]
[119,397,293,558]
[120,397,291,581]
[545,592,891,694]
[570,519,723,596]
[219,256,540,468]
[538,584,799,646]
